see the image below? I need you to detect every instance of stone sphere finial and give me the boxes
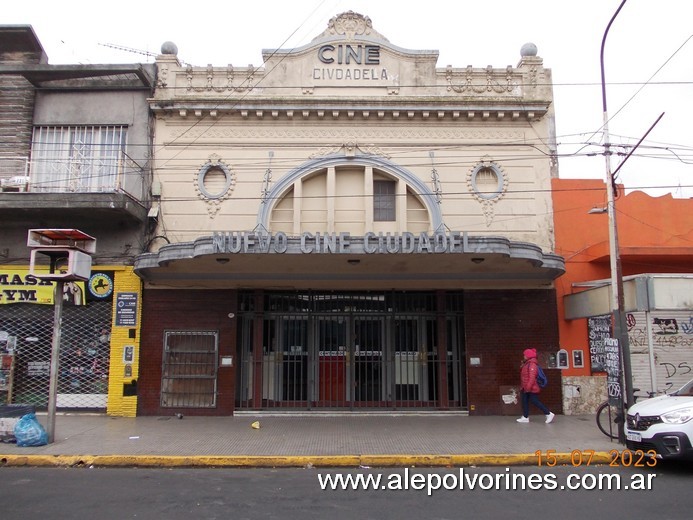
[161,41,178,56]
[520,42,538,57]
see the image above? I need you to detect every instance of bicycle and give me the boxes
[596,388,656,439]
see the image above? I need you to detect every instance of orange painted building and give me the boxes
[552,178,693,413]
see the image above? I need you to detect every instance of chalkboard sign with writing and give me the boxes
[588,315,610,373]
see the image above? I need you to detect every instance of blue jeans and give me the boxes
[521,391,550,417]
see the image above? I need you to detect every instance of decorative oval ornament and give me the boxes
[467,158,508,226]
[194,154,236,217]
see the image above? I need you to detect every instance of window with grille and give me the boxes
[373,180,396,221]
[30,125,127,192]
[161,331,218,408]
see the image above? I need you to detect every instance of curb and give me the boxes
[0,452,614,468]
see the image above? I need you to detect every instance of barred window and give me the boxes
[30,125,127,192]
[161,331,218,408]
[373,180,396,221]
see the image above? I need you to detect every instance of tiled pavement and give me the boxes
[0,412,622,467]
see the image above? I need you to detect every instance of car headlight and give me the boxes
[661,407,693,424]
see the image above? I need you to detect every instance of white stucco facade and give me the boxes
[140,11,561,290]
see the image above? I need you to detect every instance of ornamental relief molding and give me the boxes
[309,142,391,159]
[185,64,256,92]
[313,11,389,42]
[446,65,522,96]
[466,157,509,227]
[193,154,236,218]
[527,65,541,88]
[156,63,169,88]
[167,126,525,142]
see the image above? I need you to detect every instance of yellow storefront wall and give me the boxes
[106,266,142,417]
[0,264,141,416]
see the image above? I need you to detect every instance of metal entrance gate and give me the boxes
[236,291,466,410]
[0,301,111,410]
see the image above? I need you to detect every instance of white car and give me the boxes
[625,378,693,461]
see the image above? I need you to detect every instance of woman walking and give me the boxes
[517,348,554,424]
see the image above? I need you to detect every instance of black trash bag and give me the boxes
[14,413,48,447]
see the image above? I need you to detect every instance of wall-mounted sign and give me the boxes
[557,349,569,369]
[313,44,389,82]
[115,292,138,327]
[27,360,49,376]
[123,345,134,364]
[317,44,381,65]
[213,231,475,255]
[0,270,65,305]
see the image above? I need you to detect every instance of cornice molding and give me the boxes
[164,125,527,143]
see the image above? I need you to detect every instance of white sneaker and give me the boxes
[516,416,529,423]
[545,412,555,424]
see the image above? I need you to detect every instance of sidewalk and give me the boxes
[0,412,622,468]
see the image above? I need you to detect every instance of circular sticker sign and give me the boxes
[88,273,114,299]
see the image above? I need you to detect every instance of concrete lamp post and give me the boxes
[599,0,634,444]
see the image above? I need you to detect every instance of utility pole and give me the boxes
[600,0,634,444]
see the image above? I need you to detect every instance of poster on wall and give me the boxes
[604,337,622,405]
[588,315,611,373]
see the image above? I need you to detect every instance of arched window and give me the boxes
[258,155,442,235]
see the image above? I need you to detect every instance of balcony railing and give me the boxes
[0,156,132,193]
[0,155,149,222]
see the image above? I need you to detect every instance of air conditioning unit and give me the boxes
[0,176,29,192]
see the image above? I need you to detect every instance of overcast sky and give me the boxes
[5,0,692,198]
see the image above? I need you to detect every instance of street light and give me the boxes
[600,0,634,443]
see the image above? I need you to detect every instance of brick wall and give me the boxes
[0,75,34,159]
[464,289,562,416]
[139,288,560,416]
[0,42,41,159]
[138,289,237,416]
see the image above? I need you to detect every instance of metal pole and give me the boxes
[46,280,64,444]
[600,0,633,444]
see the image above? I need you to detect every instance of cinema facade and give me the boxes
[134,11,565,415]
